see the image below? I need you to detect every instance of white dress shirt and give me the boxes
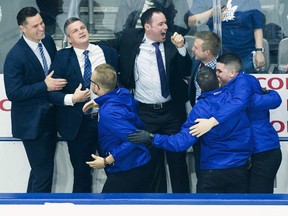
[134,35,186,104]
[23,35,52,71]
[64,43,106,110]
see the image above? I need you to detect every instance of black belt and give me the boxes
[83,113,98,120]
[138,101,172,110]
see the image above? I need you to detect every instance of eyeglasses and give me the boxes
[90,79,100,88]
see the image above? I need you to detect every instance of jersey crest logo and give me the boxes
[223,0,238,22]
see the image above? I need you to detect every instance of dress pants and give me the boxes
[249,148,282,193]
[67,116,98,193]
[138,101,190,193]
[102,162,152,193]
[23,106,57,193]
[197,164,250,193]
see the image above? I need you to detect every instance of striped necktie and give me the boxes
[38,43,49,75]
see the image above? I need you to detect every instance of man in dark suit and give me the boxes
[3,7,67,192]
[188,31,221,107]
[48,17,118,193]
[188,31,221,179]
[105,8,191,193]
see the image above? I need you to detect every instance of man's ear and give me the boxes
[67,35,71,44]
[204,49,211,56]
[144,23,151,31]
[230,70,237,78]
[91,84,99,95]
[18,25,25,33]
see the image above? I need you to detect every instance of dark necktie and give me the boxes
[152,42,169,98]
[196,62,205,74]
[38,43,49,76]
[83,50,92,88]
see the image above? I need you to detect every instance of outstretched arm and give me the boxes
[190,75,253,137]
[189,117,219,137]
[128,111,199,152]
[127,130,154,150]
[251,90,282,110]
[187,8,213,28]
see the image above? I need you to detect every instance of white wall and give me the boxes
[0,140,106,193]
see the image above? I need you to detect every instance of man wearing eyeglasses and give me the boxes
[48,17,118,193]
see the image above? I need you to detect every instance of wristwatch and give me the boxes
[255,48,265,52]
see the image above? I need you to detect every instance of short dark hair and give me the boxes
[140,8,163,28]
[64,17,81,35]
[16,7,39,26]
[217,53,242,73]
[196,66,219,92]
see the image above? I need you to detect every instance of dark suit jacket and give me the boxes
[48,43,118,140]
[188,58,201,107]
[4,36,57,139]
[105,28,192,106]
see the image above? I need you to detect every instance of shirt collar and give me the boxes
[73,43,98,57]
[203,58,217,69]
[23,35,41,52]
[143,34,161,46]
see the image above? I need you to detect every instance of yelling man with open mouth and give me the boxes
[104,7,192,193]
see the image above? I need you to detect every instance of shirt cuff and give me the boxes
[177,46,187,57]
[64,94,74,106]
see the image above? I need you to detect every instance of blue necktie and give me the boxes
[152,42,169,98]
[38,43,49,76]
[83,50,92,88]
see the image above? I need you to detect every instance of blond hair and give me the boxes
[92,63,117,92]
